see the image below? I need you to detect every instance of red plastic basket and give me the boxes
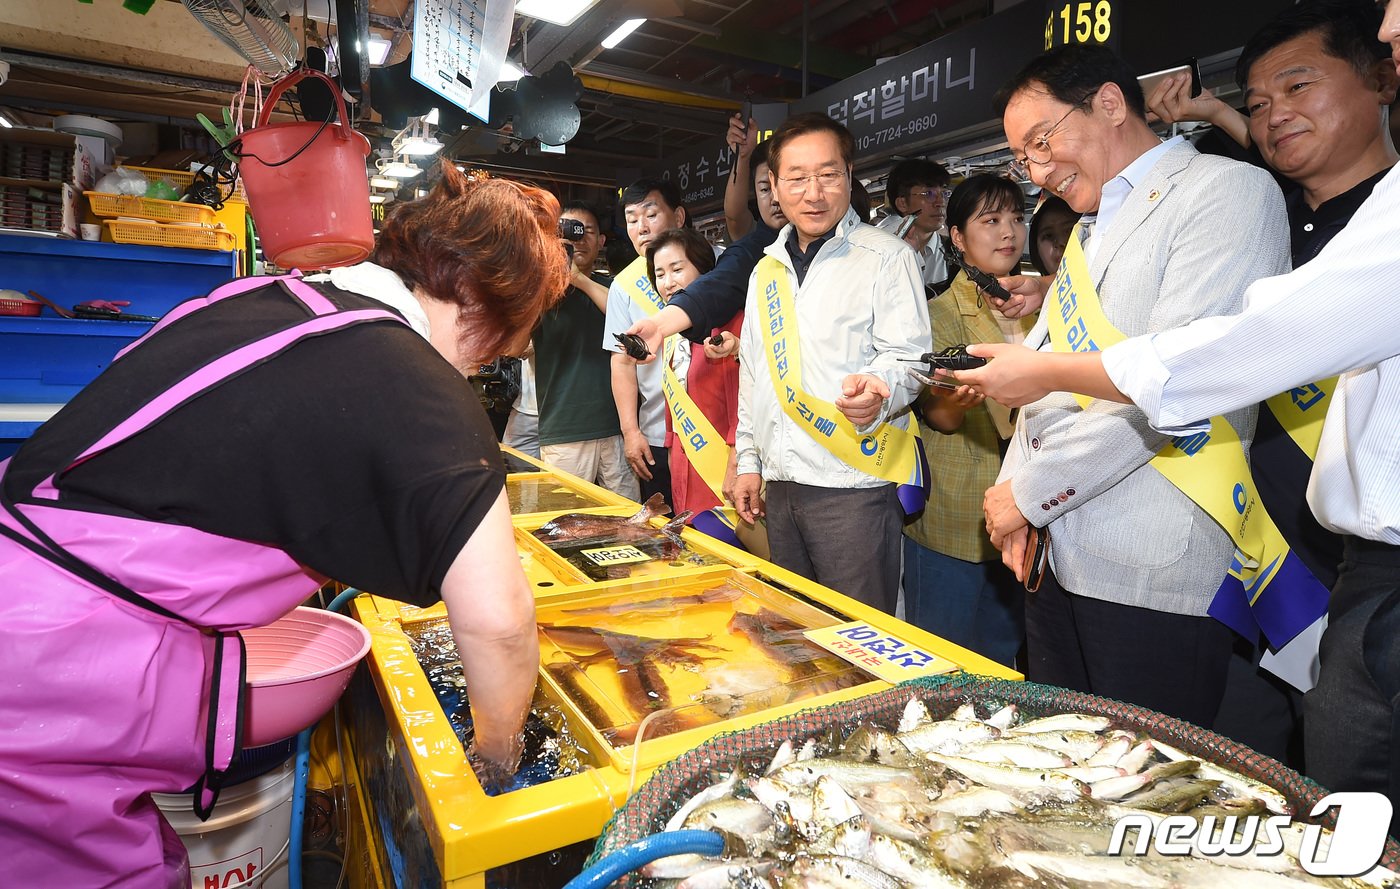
[0,296,42,317]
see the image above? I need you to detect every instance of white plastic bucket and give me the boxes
[153,758,295,889]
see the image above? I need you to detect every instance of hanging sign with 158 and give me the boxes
[1044,1,1115,51]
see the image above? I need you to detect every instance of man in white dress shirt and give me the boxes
[956,0,1400,830]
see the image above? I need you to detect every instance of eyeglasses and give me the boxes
[776,169,849,195]
[909,188,953,201]
[1008,91,1097,181]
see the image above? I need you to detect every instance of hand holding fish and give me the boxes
[623,317,663,365]
[953,343,1052,407]
[983,480,1028,548]
[989,274,1050,319]
[703,330,740,361]
[835,373,890,428]
[734,472,765,524]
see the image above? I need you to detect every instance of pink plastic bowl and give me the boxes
[241,606,372,746]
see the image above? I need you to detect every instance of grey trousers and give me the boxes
[764,481,902,614]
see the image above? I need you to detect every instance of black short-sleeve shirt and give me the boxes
[2,280,503,605]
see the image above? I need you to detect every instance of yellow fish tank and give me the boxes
[536,570,879,753]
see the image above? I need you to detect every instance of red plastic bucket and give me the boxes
[237,69,373,270]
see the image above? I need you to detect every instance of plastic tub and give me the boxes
[154,757,294,889]
[242,606,371,747]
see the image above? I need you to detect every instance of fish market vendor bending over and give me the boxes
[0,163,568,888]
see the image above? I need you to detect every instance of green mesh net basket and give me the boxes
[587,673,1399,882]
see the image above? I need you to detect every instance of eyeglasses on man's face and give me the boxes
[1007,90,1098,181]
[908,187,953,202]
[776,169,849,195]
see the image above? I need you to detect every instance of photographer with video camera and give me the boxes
[530,202,639,500]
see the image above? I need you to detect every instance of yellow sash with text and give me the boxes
[617,256,730,502]
[755,256,923,488]
[1046,226,1312,626]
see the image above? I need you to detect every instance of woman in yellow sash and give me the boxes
[902,175,1036,668]
[645,229,743,519]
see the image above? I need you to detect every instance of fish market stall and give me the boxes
[589,675,1400,888]
[344,564,1016,888]
[502,445,638,523]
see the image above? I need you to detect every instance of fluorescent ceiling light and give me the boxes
[498,60,525,83]
[366,35,393,66]
[395,136,443,156]
[369,175,399,189]
[515,0,599,27]
[377,158,422,179]
[0,110,13,128]
[601,18,646,49]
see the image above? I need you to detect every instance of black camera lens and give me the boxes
[559,218,586,241]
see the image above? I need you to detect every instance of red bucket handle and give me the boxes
[257,68,355,136]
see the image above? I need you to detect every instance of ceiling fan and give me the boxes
[181,0,300,75]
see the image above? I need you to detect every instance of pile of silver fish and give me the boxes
[639,699,1395,888]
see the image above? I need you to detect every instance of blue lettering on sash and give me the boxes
[1058,287,1078,323]
[813,417,837,437]
[1065,317,1098,352]
[681,417,697,436]
[1290,384,1325,411]
[1171,431,1211,456]
[785,386,797,403]
[689,432,708,449]
[797,401,814,422]
[769,316,783,336]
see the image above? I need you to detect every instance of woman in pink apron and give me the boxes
[0,165,569,887]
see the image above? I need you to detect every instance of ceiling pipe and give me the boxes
[654,17,722,37]
[578,62,743,108]
[801,0,809,97]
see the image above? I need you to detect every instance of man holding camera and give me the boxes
[531,202,638,500]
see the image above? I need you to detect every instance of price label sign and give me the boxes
[804,622,959,684]
[1044,0,1117,51]
[580,544,651,567]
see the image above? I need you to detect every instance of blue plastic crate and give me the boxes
[0,233,240,404]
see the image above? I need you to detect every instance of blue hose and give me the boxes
[562,830,725,889]
[326,586,362,615]
[286,727,312,889]
[288,587,360,889]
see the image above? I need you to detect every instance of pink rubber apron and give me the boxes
[0,274,406,887]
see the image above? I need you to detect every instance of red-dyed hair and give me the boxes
[371,162,568,363]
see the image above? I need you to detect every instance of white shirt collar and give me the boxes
[305,261,431,340]
[1084,135,1183,243]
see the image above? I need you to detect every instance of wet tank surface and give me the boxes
[406,618,592,795]
[536,577,875,748]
